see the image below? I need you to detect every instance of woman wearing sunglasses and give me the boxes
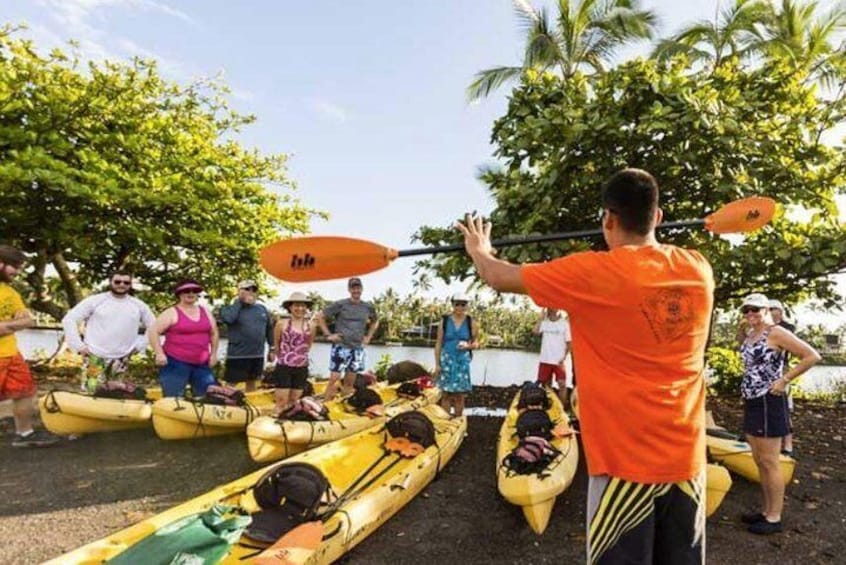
[433,292,480,418]
[148,279,219,397]
[737,293,820,535]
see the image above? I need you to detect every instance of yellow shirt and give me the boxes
[0,283,28,357]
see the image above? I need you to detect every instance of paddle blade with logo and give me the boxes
[703,197,775,234]
[260,236,398,282]
[252,521,323,565]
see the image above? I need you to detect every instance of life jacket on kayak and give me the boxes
[199,384,246,407]
[387,410,436,449]
[245,462,334,544]
[396,380,422,399]
[502,436,560,475]
[92,380,147,400]
[353,372,378,390]
[281,396,329,421]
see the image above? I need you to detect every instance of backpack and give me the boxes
[346,388,383,413]
[517,382,551,410]
[93,380,147,401]
[245,462,332,544]
[502,436,560,475]
[386,410,436,448]
[442,315,474,358]
[515,409,554,440]
[396,381,422,399]
[281,397,328,421]
[200,384,246,407]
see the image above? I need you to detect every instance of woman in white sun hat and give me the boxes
[433,292,480,417]
[737,292,820,536]
[268,291,316,415]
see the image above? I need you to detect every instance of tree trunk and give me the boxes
[52,251,84,307]
[24,249,66,322]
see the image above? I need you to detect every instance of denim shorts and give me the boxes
[159,355,216,397]
[328,344,366,374]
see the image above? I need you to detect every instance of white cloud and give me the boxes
[309,99,349,124]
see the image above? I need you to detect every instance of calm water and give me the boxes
[16,329,845,393]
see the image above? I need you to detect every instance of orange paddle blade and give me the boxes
[260,237,399,282]
[705,197,776,234]
[253,521,323,565]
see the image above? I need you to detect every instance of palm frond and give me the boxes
[466,66,525,101]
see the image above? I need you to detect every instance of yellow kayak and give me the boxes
[46,404,466,565]
[705,463,732,517]
[706,429,795,485]
[152,382,329,441]
[39,390,156,435]
[496,388,579,535]
[247,385,441,462]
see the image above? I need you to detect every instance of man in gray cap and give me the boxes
[316,277,379,400]
[219,280,274,392]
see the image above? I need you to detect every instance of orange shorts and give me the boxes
[0,353,36,400]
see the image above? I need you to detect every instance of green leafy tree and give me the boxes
[418,58,846,307]
[0,29,322,319]
[467,0,658,100]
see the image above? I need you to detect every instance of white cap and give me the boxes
[741,293,769,309]
[451,292,471,304]
[768,299,784,311]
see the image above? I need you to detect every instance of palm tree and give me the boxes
[652,0,770,68]
[467,0,658,101]
[758,0,846,86]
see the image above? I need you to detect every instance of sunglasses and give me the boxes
[453,301,468,307]
[112,280,132,285]
[741,306,763,314]
[242,286,258,292]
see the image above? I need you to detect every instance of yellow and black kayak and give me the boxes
[705,412,795,485]
[247,384,441,462]
[46,404,466,565]
[151,382,329,441]
[38,388,163,435]
[496,387,579,535]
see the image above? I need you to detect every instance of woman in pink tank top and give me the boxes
[148,280,219,397]
[269,291,317,414]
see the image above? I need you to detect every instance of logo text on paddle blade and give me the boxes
[290,253,316,270]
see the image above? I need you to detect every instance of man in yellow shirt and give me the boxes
[0,245,58,447]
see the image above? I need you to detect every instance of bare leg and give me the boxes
[13,396,35,434]
[341,371,356,396]
[782,433,793,454]
[440,392,453,415]
[558,385,571,412]
[274,388,291,414]
[289,389,304,403]
[324,372,342,401]
[750,436,785,519]
[454,394,466,417]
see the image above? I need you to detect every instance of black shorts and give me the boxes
[743,393,791,437]
[588,473,705,565]
[267,365,309,390]
[224,357,265,383]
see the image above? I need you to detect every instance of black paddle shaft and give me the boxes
[396,219,705,258]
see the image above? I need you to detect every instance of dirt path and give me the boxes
[1,388,843,564]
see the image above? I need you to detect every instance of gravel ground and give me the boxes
[1,387,844,564]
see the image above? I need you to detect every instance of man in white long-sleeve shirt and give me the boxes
[62,272,155,391]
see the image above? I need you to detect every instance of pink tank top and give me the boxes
[163,306,212,365]
[277,319,310,368]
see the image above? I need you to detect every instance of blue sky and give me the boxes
[5,1,844,326]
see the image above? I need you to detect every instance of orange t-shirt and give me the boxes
[521,245,714,483]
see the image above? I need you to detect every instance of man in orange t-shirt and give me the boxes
[458,169,713,564]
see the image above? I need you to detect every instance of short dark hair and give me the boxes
[602,168,659,236]
[0,245,27,268]
[109,271,133,280]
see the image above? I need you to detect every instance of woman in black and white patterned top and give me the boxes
[737,293,821,536]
